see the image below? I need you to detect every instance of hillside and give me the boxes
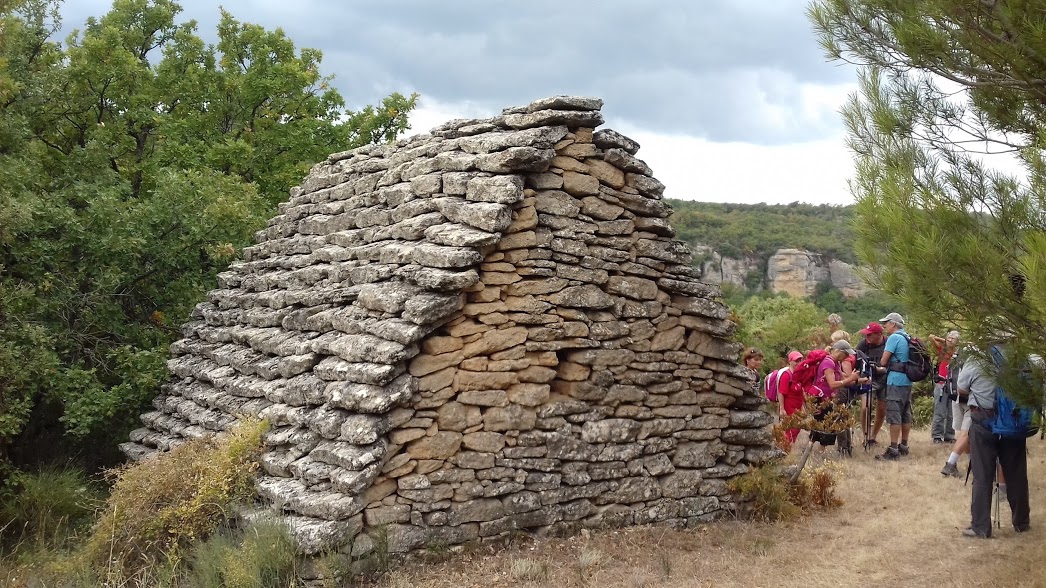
[665,200,858,264]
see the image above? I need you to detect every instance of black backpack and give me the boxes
[889,333,933,382]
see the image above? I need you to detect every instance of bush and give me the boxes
[913,394,934,428]
[728,465,802,522]
[0,467,103,549]
[84,419,269,578]
[190,521,299,588]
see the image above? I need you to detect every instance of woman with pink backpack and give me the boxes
[764,350,805,443]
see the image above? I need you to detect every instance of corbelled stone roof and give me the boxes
[122,96,772,556]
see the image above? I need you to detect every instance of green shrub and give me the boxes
[0,467,103,549]
[190,521,299,588]
[84,419,269,578]
[913,395,934,428]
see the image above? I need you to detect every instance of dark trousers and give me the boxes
[969,421,1031,536]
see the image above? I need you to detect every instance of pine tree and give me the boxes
[810,0,1046,405]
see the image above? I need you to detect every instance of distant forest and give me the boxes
[665,200,858,264]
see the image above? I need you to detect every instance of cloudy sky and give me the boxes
[60,0,862,205]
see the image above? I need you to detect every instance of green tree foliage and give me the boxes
[0,0,416,470]
[810,0,1046,405]
[666,200,858,263]
[735,296,826,368]
[812,284,899,333]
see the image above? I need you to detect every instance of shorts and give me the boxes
[952,401,971,432]
[885,384,913,425]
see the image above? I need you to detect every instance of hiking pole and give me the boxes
[993,469,1001,530]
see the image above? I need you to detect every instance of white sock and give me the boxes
[948,452,959,465]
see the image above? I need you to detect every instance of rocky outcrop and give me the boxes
[692,246,761,290]
[693,246,870,298]
[121,96,773,557]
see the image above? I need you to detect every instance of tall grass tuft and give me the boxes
[190,521,299,588]
[0,467,103,550]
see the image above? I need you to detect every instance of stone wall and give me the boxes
[121,96,775,556]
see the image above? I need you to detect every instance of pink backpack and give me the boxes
[763,366,790,402]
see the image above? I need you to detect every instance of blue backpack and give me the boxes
[986,346,1038,439]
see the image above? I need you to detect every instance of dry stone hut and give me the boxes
[122,96,776,555]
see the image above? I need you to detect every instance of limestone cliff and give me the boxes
[693,246,870,298]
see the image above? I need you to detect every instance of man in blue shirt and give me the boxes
[876,312,912,460]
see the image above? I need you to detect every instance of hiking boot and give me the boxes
[932,437,944,444]
[1014,525,1030,533]
[876,447,900,461]
[962,527,990,539]
[941,462,961,477]
[898,443,910,456]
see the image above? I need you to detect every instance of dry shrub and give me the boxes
[807,462,842,508]
[730,461,844,521]
[727,465,802,522]
[84,419,269,578]
[771,422,793,453]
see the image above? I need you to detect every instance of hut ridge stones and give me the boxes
[121,96,775,556]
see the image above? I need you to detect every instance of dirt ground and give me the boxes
[378,429,1046,588]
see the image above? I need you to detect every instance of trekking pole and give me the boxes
[993,468,1001,530]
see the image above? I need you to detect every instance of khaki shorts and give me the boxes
[952,401,972,432]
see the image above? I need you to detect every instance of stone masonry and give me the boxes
[121,96,775,555]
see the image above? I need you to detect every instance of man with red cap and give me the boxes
[856,321,888,446]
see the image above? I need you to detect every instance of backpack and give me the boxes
[888,333,933,382]
[792,349,828,396]
[763,366,790,402]
[986,346,1038,439]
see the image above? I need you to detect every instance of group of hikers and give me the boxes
[743,312,1034,539]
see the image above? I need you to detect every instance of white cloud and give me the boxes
[614,124,856,205]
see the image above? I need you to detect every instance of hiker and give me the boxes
[779,350,805,443]
[875,312,913,461]
[941,345,972,477]
[929,330,960,443]
[743,346,765,389]
[808,340,863,450]
[856,322,888,446]
[812,313,845,348]
[959,345,1031,538]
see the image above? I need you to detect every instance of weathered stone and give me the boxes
[547,285,615,309]
[466,175,525,204]
[593,128,640,154]
[407,432,463,460]
[483,405,537,432]
[562,171,600,196]
[581,419,642,443]
[462,431,506,453]
[534,190,582,217]
[585,158,626,189]
[507,383,550,407]
[476,147,555,173]
[607,276,659,301]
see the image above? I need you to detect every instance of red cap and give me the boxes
[787,351,803,362]
[859,322,884,335]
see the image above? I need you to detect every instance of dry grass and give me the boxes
[380,429,1046,588]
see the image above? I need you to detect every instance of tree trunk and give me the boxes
[789,439,815,485]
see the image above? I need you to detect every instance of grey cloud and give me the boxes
[56,0,855,144]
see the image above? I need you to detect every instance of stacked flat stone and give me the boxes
[121,96,775,556]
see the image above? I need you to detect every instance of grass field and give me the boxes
[379,429,1046,588]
